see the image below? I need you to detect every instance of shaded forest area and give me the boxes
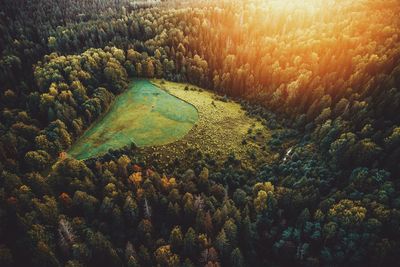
[0,0,400,266]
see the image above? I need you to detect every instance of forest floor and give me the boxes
[139,79,278,169]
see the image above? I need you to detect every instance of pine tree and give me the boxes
[169,226,183,252]
[183,227,197,258]
[230,248,245,267]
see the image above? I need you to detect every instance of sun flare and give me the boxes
[240,0,363,18]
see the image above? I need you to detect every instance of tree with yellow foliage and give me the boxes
[154,245,180,267]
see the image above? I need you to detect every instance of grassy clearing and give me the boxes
[142,79,275,168]
[68,79,198,159]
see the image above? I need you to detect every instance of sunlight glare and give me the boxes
[261,0,333,14]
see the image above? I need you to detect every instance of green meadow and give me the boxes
[68,79,198,159]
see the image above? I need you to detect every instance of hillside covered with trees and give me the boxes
[0,0,400,266]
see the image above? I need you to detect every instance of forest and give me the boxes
[0,0,400,266]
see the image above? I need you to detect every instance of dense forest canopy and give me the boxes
[0,0,399,266]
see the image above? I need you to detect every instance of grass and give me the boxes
[142,79,274,168]
[68,79,198,159]
[68,79,276,168]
